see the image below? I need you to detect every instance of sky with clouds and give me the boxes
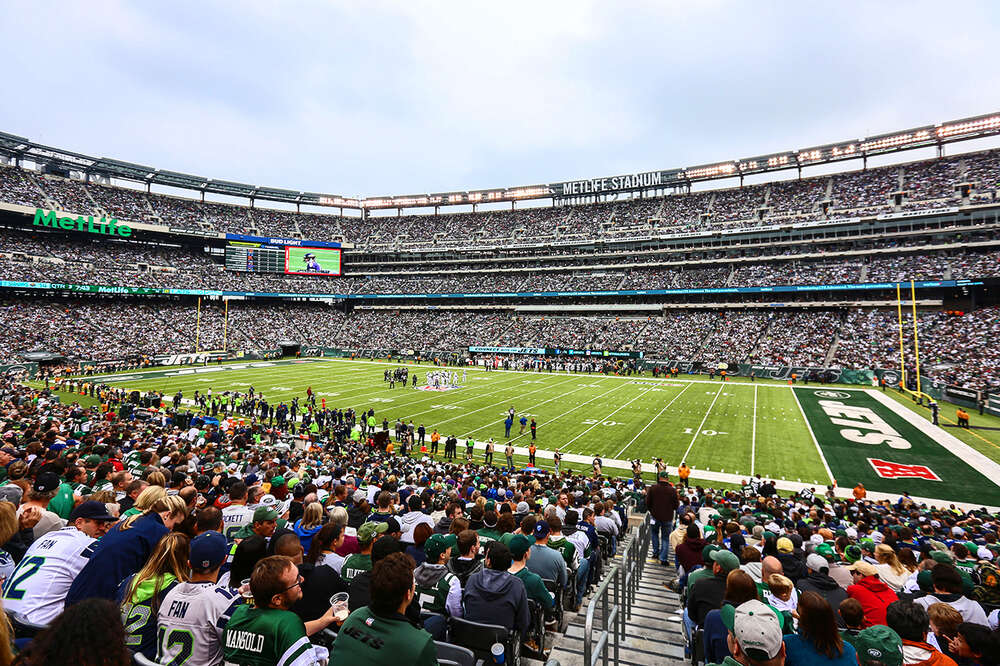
[2,1,1000,200]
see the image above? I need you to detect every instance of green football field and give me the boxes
[73,357,1000,506]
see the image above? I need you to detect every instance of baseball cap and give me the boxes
[358,521,389,543]
[814,542,836,560]
[0,485,23,505]
[271,476,286,487]
[776,537,794,554]
[806,553,830,573]
[189,531,228,571]
[84,454,101,466]
[33,472,61,493]
[855,625,903,666]
[253,506,278,522]
[259,494,278,507]
[657,470,669,479]
[710,549,740,572]
[69,500,116,522]
[930,550,954,564]
[847,560,879,577]
[508,534,533,558]
[720,600,784,661]
[534,520,550,539]
[424,533,457,561]
[352,489,367,503]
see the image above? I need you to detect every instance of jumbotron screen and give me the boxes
[284,246,342,276]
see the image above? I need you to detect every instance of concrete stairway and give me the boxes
[539,543,688,666]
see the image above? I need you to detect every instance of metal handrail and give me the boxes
[583,513,651,666]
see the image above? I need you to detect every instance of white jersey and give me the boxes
[2,526,96,625]
[157,581,242,666]
[221,504,254,541]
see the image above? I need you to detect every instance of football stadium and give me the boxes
[2,4,1000,666]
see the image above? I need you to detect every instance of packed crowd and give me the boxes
[2,301,998,391]
[4,225,1000,301]
[644,471,1000,666]
[3,147,1000,246]
[0,376,639,665]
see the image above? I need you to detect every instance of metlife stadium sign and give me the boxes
[33,208,133,238]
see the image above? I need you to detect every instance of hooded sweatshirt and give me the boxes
[900,639,958,666]
[913,592,989,626]
[847,575,898,627]
[796,571,848,626]
[293,520,322,554]
[462,568,530,637]
[399,510,435,544]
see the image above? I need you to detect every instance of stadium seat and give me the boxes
[523,598,547,658]
[542,578,566,632]
[447,616,521,666]
[435,640,478,666]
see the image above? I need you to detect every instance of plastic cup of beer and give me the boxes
[330,592,350,622]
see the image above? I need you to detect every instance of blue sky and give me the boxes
[2,1,999,200]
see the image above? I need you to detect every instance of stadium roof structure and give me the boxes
[1,111,999,212]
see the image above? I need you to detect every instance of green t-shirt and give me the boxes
[330,606,437,666]
[47,483,76,520]
[223,605,314,666]
[514,567,553,610]
[341,553,372,583]
[687,566,713,592]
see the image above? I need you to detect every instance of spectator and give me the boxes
[156,531,240,666]
[525,518,567,589]
[413,533,462,618]
[797,553,849,627]
[913,564,989,626]
[222,555,321,665]
[847,561,898,627]
[782,590,857,665]
[839,598,867,649]
[885,600,957,666]
[702,569,758,664]
[405,522,433,566]
[645,470,679,566]
[66,494,188,604]
[117,532,190,659]
[3,500,116,629]
[330,552,437,666]
[854,625,905,666]
[462,541,530,638]
[707,599,786,666]
[292,502,324,554]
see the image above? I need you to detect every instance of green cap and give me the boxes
[710,549,740,573]
[855,625,903,666]
[860,538,875,553]
[424,533,457,562]
[84,455,101,466]
[964,541,978,555]
[815,543,836,561]
[357,521,389,543]
[702,544,720,561]
[485,500,496,512]
[509,534,533,558]
[843,545,862,563]
[930,550,954,564]
[253,506,278,522]
[657,470,670,479]
[271,476,286,487]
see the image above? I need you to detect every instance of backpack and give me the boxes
[971,561,1000,607]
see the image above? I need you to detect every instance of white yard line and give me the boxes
[868,389,1000,487]
[458,376,614,439]
[751,384,758,476]
[409,374,581,427]
[614,383,692,458]
[680,385,724,464]
[790,386,835,484]
[490,378,631,446]
[561,390,650,451]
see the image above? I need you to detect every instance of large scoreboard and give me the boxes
[225,244,342,276]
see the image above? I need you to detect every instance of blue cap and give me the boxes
[534,520,550,539]
[190,531,228,570]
